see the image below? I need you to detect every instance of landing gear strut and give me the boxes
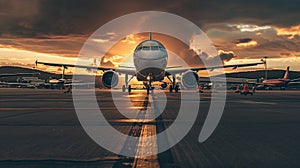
[167,75,179,93]
[169,85,173,93]
[122,84,132,93]
[128,85,131,93]
[122,85,126,92]
[174,85,179,92]
[146,81,153,95]
[122,74,134,93]
[146,74,153,95]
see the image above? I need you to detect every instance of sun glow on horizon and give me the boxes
[1,31,300,76]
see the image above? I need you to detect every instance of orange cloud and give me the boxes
[0,35,87,57]
[236,40,257,47]
[101,33,204,68]
[275,25,300,39]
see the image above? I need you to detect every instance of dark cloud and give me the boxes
[253,39,300,53]
[199,50,236,65]
[0,0,300,38]
[233,38,253,44]
[218,50,237,62]
[0,0,300,63]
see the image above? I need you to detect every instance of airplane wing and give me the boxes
[288,81,300,85]
[165,61,265,75]
[166,65,183,69]
[0,81,34,87]
[290,78,300,82]
[36,60,136,76]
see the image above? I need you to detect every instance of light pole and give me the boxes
[263,56,268,80]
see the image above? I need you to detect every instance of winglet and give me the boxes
[284,66,290,79]
[35,60,38,67]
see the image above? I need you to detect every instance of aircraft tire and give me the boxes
[169,85,173,93]
[147,86,150,95]
[122,85,126,92]
[128,85,131,93]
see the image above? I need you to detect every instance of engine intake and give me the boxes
[102,71,119,88]
[181,70,199,89]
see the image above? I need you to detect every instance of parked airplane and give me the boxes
[0,72,41,88]
[257,66,300,90]
[36,33,265,94]
[0,73,39,77]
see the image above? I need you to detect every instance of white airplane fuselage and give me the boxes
[133,40,168,81]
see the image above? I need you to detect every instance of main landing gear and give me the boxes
[122,74,134,93]
[122,84,132,93]
[169,84,179,93]
[167,75,179,93]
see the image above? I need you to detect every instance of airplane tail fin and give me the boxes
[283,66,290,79]
[150,32,152,40]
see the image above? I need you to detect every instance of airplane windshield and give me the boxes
[142,46,150,50]
[137,46,142,51]
[136,41,166,51]
[151,46,159,50]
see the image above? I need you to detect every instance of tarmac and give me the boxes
[0,88,300,167]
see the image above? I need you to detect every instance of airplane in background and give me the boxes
[0,72,41,88]
[36,33,265,94]
[0,73,39,77]
[257,66,300,90]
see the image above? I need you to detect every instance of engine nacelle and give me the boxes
[102,71,119,88]
[181,70,199,89]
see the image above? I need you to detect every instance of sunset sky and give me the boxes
[0,0,299,75]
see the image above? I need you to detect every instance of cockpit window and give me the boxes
[151,46,159,50]
[142,46,150,50]
[137,46,142,51]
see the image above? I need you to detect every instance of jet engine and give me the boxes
[102,71,119,88]
[181,70,199,89]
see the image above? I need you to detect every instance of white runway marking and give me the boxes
[132,94,160,168]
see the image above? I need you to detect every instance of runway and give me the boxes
[0,88,300,167]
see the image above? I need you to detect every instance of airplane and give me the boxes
[0,73,39,77]
[257,66,300,90]
[36,33,266,94]
[236,82,254,95]
[0,72,41,88]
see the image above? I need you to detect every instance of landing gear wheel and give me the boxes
[128,85,131,93]
[169,85,173,93]
[175,86,179,93]
[122,85,126,92]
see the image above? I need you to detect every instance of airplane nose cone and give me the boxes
[134,40,167,60]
